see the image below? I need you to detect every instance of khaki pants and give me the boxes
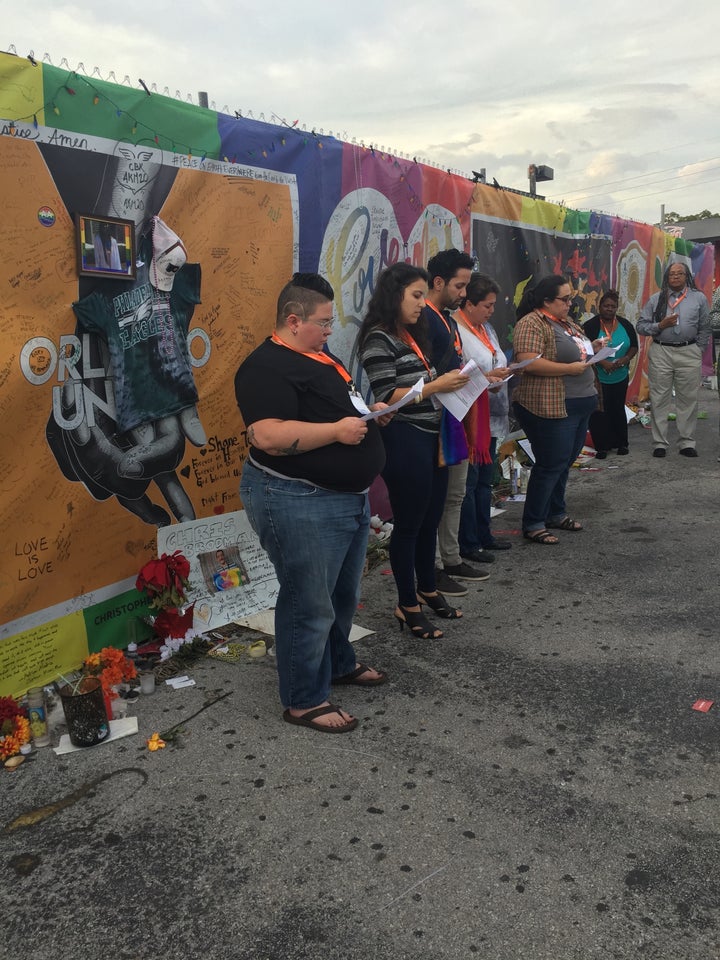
[647,341,702,450]
[437,460,468,567]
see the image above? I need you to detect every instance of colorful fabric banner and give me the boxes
[0,53,713,694]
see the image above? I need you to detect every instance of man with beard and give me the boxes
[421,249,490,597]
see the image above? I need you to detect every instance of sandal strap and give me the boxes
[548,516,582,531]
[298,704,343,723]
[398,606,442,638]
[524,530,559,544]
[417,591,461,619]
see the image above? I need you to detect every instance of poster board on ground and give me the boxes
[156,510,279,631]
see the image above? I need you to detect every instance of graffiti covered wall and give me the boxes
[0,54,714,695]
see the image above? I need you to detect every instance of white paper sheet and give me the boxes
[233,608,373,643]
[585,344,619,365]
[434,360,491,421]
[53,717,139,755]
[507,354,542,372]
[362,377,424,420]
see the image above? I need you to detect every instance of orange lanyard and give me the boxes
[424,300,463,359]
[669,289,688,312]
[600,318,617,339]
[456,309,496,356]
[399,330,432,374]
[271,332,354,387]
[539,311,588,360]
[539,311,584,338]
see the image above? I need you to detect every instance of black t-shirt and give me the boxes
[234,339,386,493]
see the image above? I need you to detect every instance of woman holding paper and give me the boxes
[358,263,470,638]
[512,275,600,545]
[455,274,512,558]
[236,273,391,735]
[583,290,638,458]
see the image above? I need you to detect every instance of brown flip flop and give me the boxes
[282,703,359,733]
[333,663,388,686]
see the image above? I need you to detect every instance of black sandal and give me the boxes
[394,606,443,639]
[546,516,583,531]
[523,529,559,545]
[416,590,462,619]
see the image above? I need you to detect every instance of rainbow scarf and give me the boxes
[438,394,491,467]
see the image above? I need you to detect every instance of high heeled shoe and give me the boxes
[394,606,443,639]
[416,590,462,619]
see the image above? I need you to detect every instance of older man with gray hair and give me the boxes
[637,261,710,458]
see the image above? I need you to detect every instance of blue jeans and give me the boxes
[240,460,368,709]
[381,420,448,608]
[459,437,497,553]
[514,396,597,533]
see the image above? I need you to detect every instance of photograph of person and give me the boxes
[76,214,135,278]
[198,546,249,593]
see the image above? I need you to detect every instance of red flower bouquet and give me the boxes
[0,696,31,761]
[136,550,191,610]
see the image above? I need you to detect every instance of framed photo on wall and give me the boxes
[75,213,136,279]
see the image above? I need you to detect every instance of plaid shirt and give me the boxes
[512,310,588,419]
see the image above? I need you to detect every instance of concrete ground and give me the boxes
[3,387,720,960]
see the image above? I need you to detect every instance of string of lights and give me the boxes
[2,60,469,228]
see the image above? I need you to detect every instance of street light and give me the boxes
[528,163,554,199]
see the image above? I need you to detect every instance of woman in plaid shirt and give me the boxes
[512,275,601,545]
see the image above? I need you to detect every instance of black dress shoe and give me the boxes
[616,447,629,455]
[652,448,666,458]
[483,540,512,551]
[458,549,495,564]
[679,447,698,457]
[594,450,608,460]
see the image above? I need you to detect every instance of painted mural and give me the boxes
[0,53,714,696]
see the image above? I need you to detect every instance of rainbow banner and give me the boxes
[0,53,713,694]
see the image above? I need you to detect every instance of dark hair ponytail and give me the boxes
[516,274,568,320]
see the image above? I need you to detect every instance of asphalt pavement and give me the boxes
[3,386,720,960]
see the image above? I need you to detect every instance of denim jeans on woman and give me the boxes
[240,459,368,709]
[513,395,597,533]
[459,437,497,553]
[380,419,448,608]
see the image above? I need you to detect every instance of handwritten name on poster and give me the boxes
[157,510,278,630]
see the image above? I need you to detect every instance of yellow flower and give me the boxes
[0,713,31,760]
[15,716,30,746]
[0,734,20,761]
[146,732,166,752]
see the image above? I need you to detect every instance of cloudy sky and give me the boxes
[5,0,720,226]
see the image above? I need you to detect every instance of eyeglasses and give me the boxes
[554,295,573,303]
[308,318,335,330]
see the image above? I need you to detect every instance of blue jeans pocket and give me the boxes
[267,477,319,499]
